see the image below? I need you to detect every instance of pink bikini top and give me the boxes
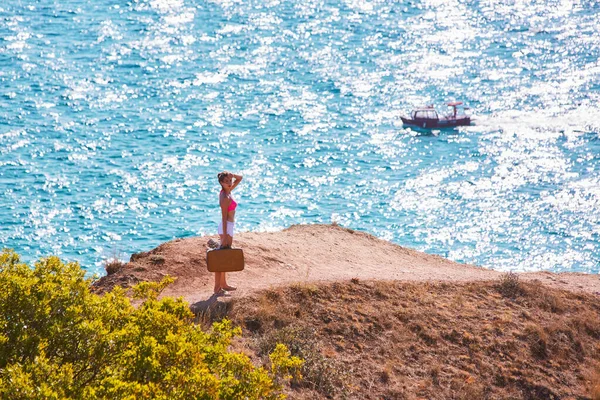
[221,190,237,211]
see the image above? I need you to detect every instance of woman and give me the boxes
[215,171,242,294]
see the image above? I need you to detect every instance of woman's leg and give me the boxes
[220,271,236,290]
[214,233,227,293]
[220,232,236,291]
[214,272,223,293]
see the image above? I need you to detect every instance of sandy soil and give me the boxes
[93,224,600,302]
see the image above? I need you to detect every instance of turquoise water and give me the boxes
[1,0,599,275]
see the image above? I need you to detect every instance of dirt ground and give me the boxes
[93,224,600,302]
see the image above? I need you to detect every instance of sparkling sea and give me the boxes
[1,0,599,276]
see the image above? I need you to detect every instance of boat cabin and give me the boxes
[411,107,439,121]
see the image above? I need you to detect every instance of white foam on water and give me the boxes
[193,72,229,85]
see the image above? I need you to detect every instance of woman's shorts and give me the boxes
[218,221,235,236]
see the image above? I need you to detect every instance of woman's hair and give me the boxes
[217,171,231,183]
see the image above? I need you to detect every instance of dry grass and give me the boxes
[104,258,127,275]
[204,279,600,400]
[522,279,566,313]
[524,323,549,359]
[497,271,522,298]
[149,254,165,265]
[592,366,600,400]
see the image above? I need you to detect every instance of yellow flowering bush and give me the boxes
[0,250,302,399]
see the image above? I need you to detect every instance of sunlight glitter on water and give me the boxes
[0,0,599,274]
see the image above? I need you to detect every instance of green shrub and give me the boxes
[257,326,348,398]
[0,249,302,399]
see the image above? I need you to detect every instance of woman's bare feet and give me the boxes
[214,288,231,296]
[222,285,237,291]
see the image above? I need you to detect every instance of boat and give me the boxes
[401,102,471,129]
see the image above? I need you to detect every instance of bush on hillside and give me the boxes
[0,249,302,399]
[497,271,522,298]
[104,257,126,275]
[257,326,348,398]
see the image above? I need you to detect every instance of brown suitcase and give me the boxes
[206,248,245,272]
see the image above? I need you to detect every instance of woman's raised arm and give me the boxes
[230,173,243,191]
